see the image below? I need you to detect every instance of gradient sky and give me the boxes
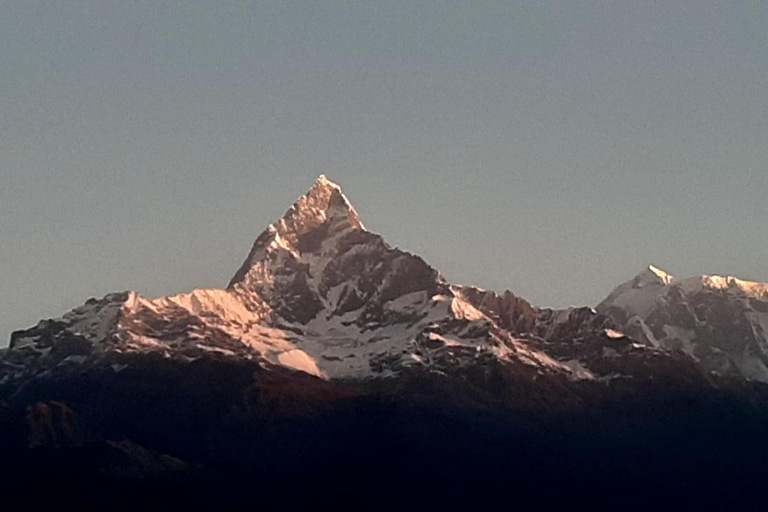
[2,1,767,346]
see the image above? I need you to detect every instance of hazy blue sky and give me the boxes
[2,1,767,346]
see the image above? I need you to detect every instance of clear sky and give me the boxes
[1,1,767,346]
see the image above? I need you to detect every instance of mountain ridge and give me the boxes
[599,264,768,381]
[4,176,768,510]
[3,176,767,387]
[2,177,573,382]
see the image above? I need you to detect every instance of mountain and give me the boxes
[3,177,768,510]
[598,265,768,382]
[2,176,708,388]
[3,176,559,380]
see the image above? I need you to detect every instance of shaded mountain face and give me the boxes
[598,266,768,382]
[4,352,768,511]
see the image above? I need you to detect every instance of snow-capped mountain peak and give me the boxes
[4,177,577,382]
[627,265,675,288]
[595,265,675,320]
[646,265,674,285]
[229,175,365,288]
[599,267,768,381]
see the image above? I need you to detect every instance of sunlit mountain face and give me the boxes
[3,177,768,510]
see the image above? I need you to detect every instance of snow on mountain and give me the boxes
[598,266,768,381]
[3,176,574,382]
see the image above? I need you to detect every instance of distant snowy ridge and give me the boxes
[598,265,768,381]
